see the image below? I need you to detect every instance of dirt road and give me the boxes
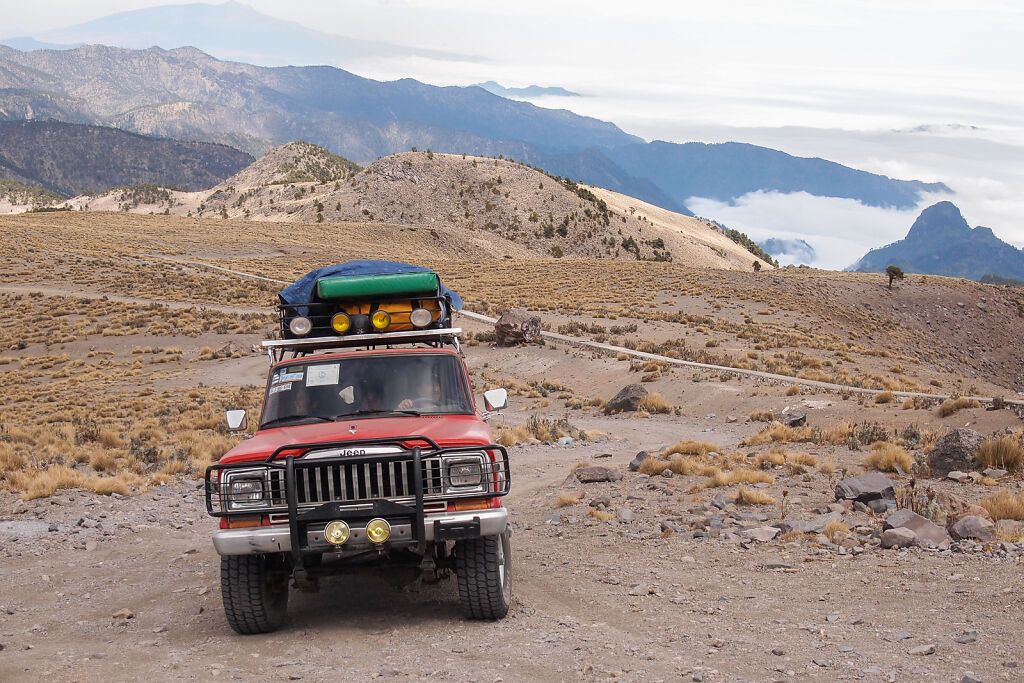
[2,416,1021,682]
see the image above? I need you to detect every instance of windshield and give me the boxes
[259,353,473,427]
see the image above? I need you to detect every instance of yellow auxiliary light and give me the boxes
[365,518,391,544]
[324,520,350,546]
[370,310,391,330]
[331,312,352,334]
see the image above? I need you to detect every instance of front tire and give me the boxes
[455,531,511,619]
[220,554,290,634]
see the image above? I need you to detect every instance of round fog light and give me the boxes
[331,312,351,334]
[370,310,391,330]
[409,307,432,328]
[288,316,312,337]
[365,518,391,544]
[324,520,350,546]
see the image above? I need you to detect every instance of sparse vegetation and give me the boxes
[938,397,981,417]
[975,434,1023,472]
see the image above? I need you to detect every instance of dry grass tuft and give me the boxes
[817,460,837,475]
[638,393,671,414]
[588,509,615,521]
[662,440,720,457]
[980,490,1024,521]
[785,385,801,396]
[85,475,130,496]
[975,435,1023,472]
[735,487,777,506]
[864,442,914,473]
[556,490,581,507]
[749,410,774,422]
[89,450,117,473]
[873,391,894,405]
[787,451,818,467]
[740,424,816,446]
[708,468,773,487]
[16,465,85,500]
[638,455,719,477]
[818,422,854,445]
[938,397,981,417]
[753,449,785,469]
[823,519,850,542]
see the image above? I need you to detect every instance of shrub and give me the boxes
[975,435,1023,472]
[741,424,816,446]
[662,440,720,457]
[873,391,894,405]
[938,397,980,417]
[864,442,914,473]
[638,393,671,414]
[735,487,777,505]
[980,490,1024,521]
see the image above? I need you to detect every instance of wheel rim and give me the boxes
[498,534,510,601]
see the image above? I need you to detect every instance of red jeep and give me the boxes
[205,263,511,634]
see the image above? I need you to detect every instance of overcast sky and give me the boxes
[4,0,1023,267]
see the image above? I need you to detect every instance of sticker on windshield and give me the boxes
[269,383,292,395]
[272,370,304,385]
[307,363,340,387]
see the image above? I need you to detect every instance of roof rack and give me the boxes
[261,328,462,363]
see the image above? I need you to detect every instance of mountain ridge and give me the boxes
[851,201,1024,281]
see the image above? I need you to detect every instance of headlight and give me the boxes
[289,316,312,337]
[221,468,271,511]
[409,308,433,328]
[446,457,484,488]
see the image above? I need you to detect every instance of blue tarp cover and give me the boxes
[278,260,464,310]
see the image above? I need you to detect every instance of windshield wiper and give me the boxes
[333,409,422,419]
[260,415,333,428]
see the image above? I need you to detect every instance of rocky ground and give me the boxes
[1,408,1022,682]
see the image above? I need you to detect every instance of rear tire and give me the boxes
[455,531,511,619]
[220,554,290,634]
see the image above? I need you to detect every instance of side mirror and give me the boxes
[483,388,508,412]
[225,409,248,432]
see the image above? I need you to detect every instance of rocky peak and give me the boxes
[904,201,971,242]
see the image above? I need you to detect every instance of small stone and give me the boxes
[574,466,623,483]
[628,583,650,596]
[909,644,936,656]
[826,614,840,623]
[111,608,134,620]
[881,527,917,549]
[947,471,971,483]
[152,625,168,634]
[955,630,979,644]
[740,526,779,543]
[960,673,982,683]
[771,648,785,656]
[628,451,651,471]
[616,508,636,523]
[661,468,673,478]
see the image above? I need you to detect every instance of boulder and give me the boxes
[884,509,951,546]
[494,308,541,346]
[983,468,1008,479]
[780,412,807,427]
[628,451,651,472]
[574,466,623,483]
[934,491,994,527]
[834,472,896,503]
[805,512,843,534]
[881,527,917,548]
[740,526,780,543]
[603,384,648,415]
[927,428,983,477]
[947,471,971,483]
[950,515,996,542]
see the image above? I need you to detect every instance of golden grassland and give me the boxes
[4,211,1020,397]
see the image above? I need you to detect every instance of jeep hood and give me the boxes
[219,414,493,464]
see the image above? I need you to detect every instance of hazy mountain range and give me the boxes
[0,1,474,67]
[851,201,1024,281]
[474,82,580,98]
[0,42,947,218]
[0,120,253,196]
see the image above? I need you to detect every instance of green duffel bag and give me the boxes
[315,271,439,300]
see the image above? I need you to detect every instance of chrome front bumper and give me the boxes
[212,507,509,556]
